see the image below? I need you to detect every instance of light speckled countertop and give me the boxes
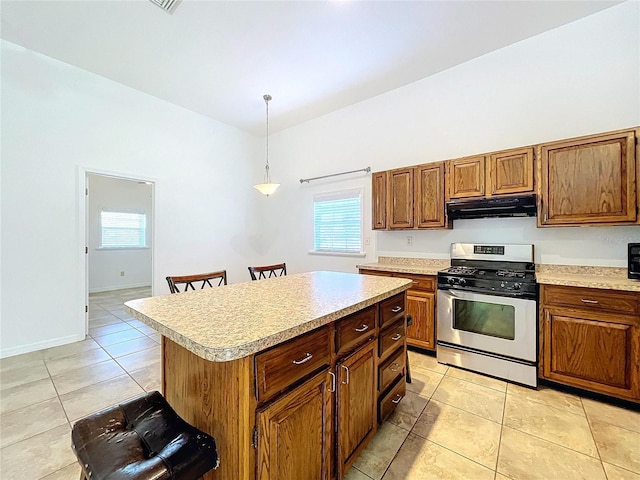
[536,265,640,292]
[357,256,449,276]
[124,271,411,362]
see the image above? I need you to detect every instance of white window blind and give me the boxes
[313,189,362,253]
[100,211,147,248]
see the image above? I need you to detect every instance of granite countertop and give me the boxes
[536,265,640,292]
[124,271,412,362]
[357,256,449,276]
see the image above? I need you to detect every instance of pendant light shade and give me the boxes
[253,94,280,196]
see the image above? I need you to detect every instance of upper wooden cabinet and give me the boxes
[372,162,448,230]
[447,147,534,200]
[538,129,638,226]
[388,168,414,229]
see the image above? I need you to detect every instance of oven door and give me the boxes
[437,289,537,362]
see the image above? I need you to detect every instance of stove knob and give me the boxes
[500,282,505,288]
[447,277,456,285]
[459,278,467,286]
[513,282,522,290]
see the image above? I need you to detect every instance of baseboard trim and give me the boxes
[0,333,86,360]
[89,283,151,294]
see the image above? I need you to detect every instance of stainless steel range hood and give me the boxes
[446,194,537,220]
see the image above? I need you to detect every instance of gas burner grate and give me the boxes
[446,267,478,275]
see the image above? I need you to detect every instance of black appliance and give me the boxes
[629,243,640,280]
[446,194,537,220]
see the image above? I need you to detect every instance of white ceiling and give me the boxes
[0,0,622,135]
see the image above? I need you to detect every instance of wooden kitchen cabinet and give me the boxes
[256,369,333,480]
[415,162,449,228]
[447,155,486,199]
[388,167,414,229]
[537,128,639,226]
[539,284,640,403]
[336,341,376,479]
[372,171,388,230]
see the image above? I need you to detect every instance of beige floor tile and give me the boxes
[386,390,429,431]
[149,333,161,344]
[125,319,148,329]
[381,433,494,480]
[0,424,76,480]
[412,399,500,469]
[406,366,444,399]
[407,351,448,374]
[344,467,374,480]
[590,419,640,473]
[40,462,82,480]
[129,361,162,392]
[494,474,510,480]
[445,366,507,392]
[0,361,49,391]
[583,397,640,434]
[0,376,57,415]
[41,338,100,361]
[115,346,161,371]
[94,328,145,347]
[431,376,505,423]
[52,359,126,395]
[59,374,144,421]
[497,426,606,480]
[353,421,410,480]
[507,383,584,416]
[0,397,68,449]
[87,316,122,328]
[103,336,158,358]
[503,393,598,457]
[0,350,44,373]
[45,348,111,377]
[135,324,157,336]
[603,462,640,480]
[88,321,133,338]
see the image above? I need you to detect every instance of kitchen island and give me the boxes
[125,271,412,480]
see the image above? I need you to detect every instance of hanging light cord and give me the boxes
[264,94,272,183]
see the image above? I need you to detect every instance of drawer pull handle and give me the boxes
[390,362,400,372]
[581,299,599,304]
[391,333,403,341]
[391,306,402,313]
[391,394,403,404]
[292,353,313,365]
[328,372,336,393]
[355,324,369,332]
[341,364,350,385]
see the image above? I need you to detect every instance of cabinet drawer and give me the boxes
[378,377,406,423]
[379,293,406,328]
[378,347,405,393]
[255,326,331,403]
[542,285,640,316]
[398,274,436,292]
[379,319,405,359]
[336,305,376,355]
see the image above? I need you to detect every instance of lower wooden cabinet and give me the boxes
[336,342,376,479]
[256,370,333,480]
[540,284,640,403]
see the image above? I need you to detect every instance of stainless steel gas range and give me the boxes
[436,243,538,387]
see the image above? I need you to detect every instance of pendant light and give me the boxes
[253,94,280,196]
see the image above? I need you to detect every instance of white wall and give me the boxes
[88,175,153,292]
[0,41,267,358]
[265,1,640,273]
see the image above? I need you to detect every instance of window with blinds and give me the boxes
[100,211,147,248]
[313,189,362,254]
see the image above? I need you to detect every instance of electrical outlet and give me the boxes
[406,236,413,246]
[364,236,371,246]
[120,271,125,276]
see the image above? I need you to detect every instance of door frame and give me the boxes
[77,166,157,335]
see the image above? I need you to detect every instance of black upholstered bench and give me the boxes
[71,391,219,480]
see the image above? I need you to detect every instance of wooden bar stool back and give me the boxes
[166,270,227,293]
[248,263,287,281]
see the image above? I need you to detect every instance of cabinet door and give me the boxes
[488,147,534,196]
[372,171,388,230]
[415,162,447,228]
[541,308,640,402]
[388,168,414,229]
[406,290,435,350]
[538,129,637,226]
[336,341,376,479]
[447,156,486,199]
[256,370,332,480]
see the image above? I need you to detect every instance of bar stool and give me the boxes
[248,263,287,280]
[166,270,227,293]
[71,391,219,480]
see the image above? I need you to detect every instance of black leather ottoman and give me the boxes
[71,391,219,480]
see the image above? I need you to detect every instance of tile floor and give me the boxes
[0,287,639,480]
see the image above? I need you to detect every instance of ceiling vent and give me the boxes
[149,0,181,14]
